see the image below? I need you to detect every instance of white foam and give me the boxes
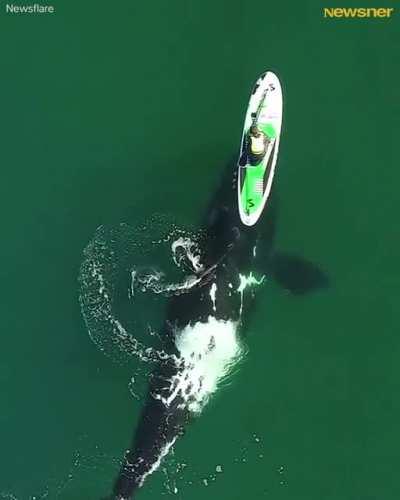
[209,283,217,312]
[138,437,178,487]
[237,272,265,315]
[171,237,204,273]
[155,316,243,413]
[79,223,219,368]
[132,268,201,296]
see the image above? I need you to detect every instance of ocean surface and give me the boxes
[0,1,399,499]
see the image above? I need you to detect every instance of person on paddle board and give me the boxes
[247,124,270,163]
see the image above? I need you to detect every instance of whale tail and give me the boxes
[110,358,190,500]
[111,402,185,500]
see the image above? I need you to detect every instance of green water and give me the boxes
[1,0,399,498]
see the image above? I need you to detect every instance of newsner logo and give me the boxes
[323,7,394,18]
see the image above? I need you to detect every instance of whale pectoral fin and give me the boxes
[269,252,329,295]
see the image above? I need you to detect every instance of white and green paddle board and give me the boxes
[237,71,283,226]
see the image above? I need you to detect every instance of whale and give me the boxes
[107,160,329,499]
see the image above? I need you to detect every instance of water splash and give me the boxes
[138,437,178,487]
[171,236,204,273]
[131,268,202,297]
[237,272,266,315]
[154,316,244,413]
[78,220,205,364]
[209,283,217,312]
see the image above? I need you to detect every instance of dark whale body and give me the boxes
[109,161,328,499]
